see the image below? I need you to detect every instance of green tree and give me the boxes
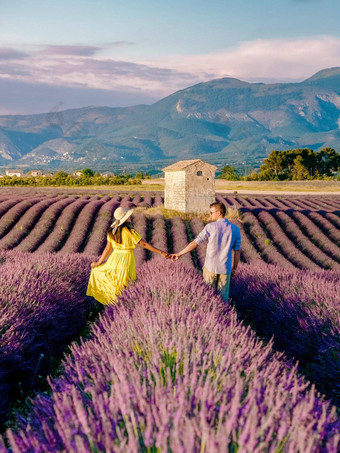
[316,147,340,176]
[219,165,239,180]
[53,171,68,185]
[82,168,95,177]
[291,155,310,180]
[259,150,288,179]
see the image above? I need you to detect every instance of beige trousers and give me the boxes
[203,266,231,302]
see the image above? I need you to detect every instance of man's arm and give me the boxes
[231,250,241,278]
[170,240,198,260]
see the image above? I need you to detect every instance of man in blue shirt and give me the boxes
[170,202,241,301]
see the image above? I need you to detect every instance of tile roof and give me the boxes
[162,159,217,172]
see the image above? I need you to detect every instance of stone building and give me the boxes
[28,170,43,177]
[162,159,217,213]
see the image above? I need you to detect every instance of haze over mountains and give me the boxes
[0,67,340,171]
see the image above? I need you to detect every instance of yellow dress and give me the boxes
[86,228,142,305]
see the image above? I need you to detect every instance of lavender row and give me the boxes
[14,197,76,253]
[2,260,339,452]
[36,197,90,253]
[322,210,340,229]
[255,208,320,270]
[60,197,105,254]
[229,219,262,264]
[218,195,340,211]
[267,209,338,269]
[170,216,194,268]
[0,198,28,219]
[150,214,169,263]
[0,198,41,239]
[285,209,340,263]
[307,211,340,247]
[242,210,295,268]
[83,198,119,256]
[0,251,96,428]
[230,262,340,405]
[0,198,60,251]
[132,212,148,267]
[189,217,206,268]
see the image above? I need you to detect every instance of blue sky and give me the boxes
[1,0,340,114]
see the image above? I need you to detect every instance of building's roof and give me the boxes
[162,159,217,172]
[6,169,24,173]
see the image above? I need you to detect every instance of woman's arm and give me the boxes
[91,241,113,268]
[139,239,169,259]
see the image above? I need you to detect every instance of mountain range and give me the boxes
[0,67,340,171]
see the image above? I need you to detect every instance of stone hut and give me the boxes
[162,159,217,213]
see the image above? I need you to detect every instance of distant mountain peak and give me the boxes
[0,67,339,169]
[304,67,340,82]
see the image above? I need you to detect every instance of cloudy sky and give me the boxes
[1,0,340,114]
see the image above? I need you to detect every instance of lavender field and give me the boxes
[0,190,339,452]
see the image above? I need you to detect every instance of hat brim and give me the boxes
[115,208,134,227]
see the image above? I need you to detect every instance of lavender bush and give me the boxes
[36,197,90,253]
[132,211,148,267]
[14,197,75,253]
[153,194,163,207]
[0,251,96,428]
[308,211,340,247]
[288,209,340,263]
[61,198,105,253]
[1,261,339,452]
[0,198,28,219]
[255,208,319,270]
[230,262,340,405]
[170,216,194,268]
[83,199,119,256]
[242,210,294,268]
[150,214,168,261]
[268,209,337,269]
[0,198,41,239]
[322,210,340,229]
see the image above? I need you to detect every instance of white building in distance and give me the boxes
[5,169,25,177]
[163,159,217,213]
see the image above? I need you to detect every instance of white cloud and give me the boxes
[143,35,340,84]
[1,35,340,113]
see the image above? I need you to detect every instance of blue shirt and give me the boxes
[194,218,241,274]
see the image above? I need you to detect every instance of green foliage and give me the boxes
[219,165,239,180]
[0,170,139,187]
[257,147,340,180]
[81,168,95,177]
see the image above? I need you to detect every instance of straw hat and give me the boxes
[110,206,134,230]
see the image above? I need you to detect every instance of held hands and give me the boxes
[160,251,170,259]
[169,253,180,261]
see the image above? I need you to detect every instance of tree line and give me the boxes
[0,169,150,186]
[219,147,340,181]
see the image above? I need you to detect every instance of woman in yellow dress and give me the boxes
[87,206,169,305]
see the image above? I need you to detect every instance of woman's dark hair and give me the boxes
[210,201,226,217]
[108,222,132,244]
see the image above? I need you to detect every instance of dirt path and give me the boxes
[216,189,340,195]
